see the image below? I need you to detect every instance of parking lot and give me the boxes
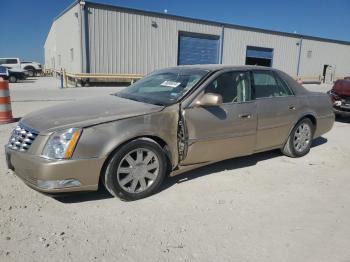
[1,77,350,262]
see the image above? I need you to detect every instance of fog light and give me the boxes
[37,179,81,189]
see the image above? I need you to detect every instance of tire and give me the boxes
[103,138,167,201]
[24,67,36,77]
[281,118,314,158]
[9,75,17,83]
[27,70,35,77]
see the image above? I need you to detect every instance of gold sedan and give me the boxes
[5,65,334,200]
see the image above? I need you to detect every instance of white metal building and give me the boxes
[44,0,350,80]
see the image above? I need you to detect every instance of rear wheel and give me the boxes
[281,118,314,158]
[103,138,167,201]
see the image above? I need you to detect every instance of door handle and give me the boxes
[239,113,251,119]
[288,105,296,110]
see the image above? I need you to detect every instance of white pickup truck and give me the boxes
[0,58,42,77]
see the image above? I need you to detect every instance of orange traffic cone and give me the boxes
[0,77,15,124]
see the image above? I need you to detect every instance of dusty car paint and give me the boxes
[21,95,164,134]
[5,65,335,194]
[174,67,334,173]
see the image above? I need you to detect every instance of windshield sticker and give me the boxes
[160,81,181,88]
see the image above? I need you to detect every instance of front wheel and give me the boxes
[103,138,167,201]
[27,70,35,77]
[9,75,17,83]
[281,118,314,158]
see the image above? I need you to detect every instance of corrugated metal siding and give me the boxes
[223,28,300,76]
[47,3,350,78]
[300,39,350,78]
[44,24,57,68]
[87,6,221,74]
[44,4,82,73]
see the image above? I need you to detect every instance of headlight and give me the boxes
[42,128,82,159]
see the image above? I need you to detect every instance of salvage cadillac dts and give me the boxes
[5,66,334,200]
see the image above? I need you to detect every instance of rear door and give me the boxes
[181,70,257,165]
[252,70,298,151]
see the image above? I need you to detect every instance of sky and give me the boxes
[0,0,349,64]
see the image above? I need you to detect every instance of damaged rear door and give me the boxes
[179,70,257,165]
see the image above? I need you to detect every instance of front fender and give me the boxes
[72,107,179,168]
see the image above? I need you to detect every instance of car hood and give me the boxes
[333,80,350,96]
[21,95,164,134]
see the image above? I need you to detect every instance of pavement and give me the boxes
[1,77,350,262]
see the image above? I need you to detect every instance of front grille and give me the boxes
[7,124,38,152]
[340,95,350,103]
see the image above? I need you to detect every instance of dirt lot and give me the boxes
[1,77,350,262]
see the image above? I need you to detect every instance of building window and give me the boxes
[178,32,220,65]
[307,50,312,58]
[245,46,273,67]
[70,48,74,62]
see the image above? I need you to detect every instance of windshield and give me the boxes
[117,68,209,106]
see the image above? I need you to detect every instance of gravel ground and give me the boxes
[1,77,350,262]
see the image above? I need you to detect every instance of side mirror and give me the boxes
[195,93,223,107]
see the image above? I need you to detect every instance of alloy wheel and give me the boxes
[293,123,311,152]
[116,148,160,193]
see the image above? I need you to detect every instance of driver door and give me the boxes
[181,71,257,165]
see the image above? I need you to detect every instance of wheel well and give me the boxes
[24,66,35,70]
[98,136,171,187]
[303,114,317,128]
[284,114,317,147]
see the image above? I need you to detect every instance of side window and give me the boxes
[205,71,251,103]
[275,74,293,96]
[253,71,292,98]
[6,59,18,64]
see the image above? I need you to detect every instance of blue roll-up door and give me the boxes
[178,32,220,65]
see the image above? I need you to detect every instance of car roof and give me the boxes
[165,64,277,72]
[163,64,310,96]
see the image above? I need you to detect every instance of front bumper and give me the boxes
[5,146,105,194]
[333,106,350,117]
